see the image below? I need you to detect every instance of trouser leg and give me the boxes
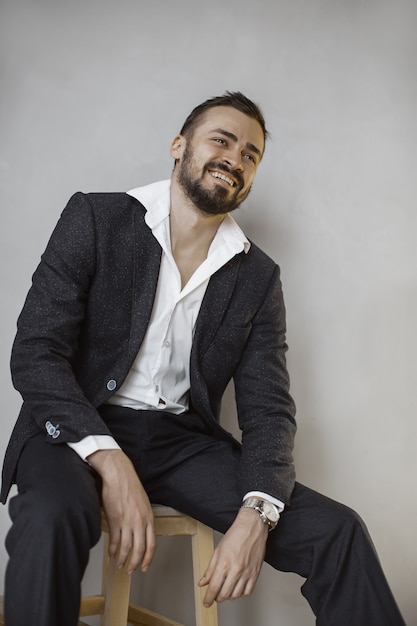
[4,434,102,626]
[264,484,406,626]
[100,406,405,626]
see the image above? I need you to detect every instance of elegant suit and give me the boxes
[2,191,405,626]
[1,190,296,504]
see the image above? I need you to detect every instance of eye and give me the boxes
[213,137,227,145]
[243,153,257,164]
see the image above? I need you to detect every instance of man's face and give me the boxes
[172,106,264,216]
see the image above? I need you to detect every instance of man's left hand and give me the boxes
[198,507,269,607]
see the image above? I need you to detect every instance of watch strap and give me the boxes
[241,497,279,531]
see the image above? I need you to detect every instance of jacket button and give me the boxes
[107,379,117,391]
[45,421,60,439]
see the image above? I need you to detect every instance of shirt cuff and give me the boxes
[243,491,285,513]
[67,435,121,462]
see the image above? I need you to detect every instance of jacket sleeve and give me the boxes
[10,192,112,444]
[233,265,297,505]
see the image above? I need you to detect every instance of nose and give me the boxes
[223,148,243,172]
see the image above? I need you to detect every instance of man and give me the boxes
[2,92,405,625]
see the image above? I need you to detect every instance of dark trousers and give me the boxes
[4,406,406,626]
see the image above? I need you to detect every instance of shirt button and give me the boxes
[107,379,117,391]
[155,385,159,392]
[164,340,171,347]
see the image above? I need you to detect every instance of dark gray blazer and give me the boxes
[1,192,296,504]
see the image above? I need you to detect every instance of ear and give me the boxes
[170,134,185,159]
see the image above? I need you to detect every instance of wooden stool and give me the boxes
[79,505,218,626]
[0,506,219,626]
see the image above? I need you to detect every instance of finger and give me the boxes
[212,574,244,604]
[243,577,257,597]
[140,523,157,573]
[199,552,217,587]
[203,571,226,607]
[107,525,121,558]
[222,568,261,601]
[198,571,210,587]
[124,534,144,575]
[227,576,250,601]
[116,527,135,570]
[205,569,254,604]
[124,520,156,575]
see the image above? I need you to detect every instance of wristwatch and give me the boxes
[241,497,280,531]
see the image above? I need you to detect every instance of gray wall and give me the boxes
[1,1,416,624]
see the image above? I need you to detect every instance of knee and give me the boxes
[7,480,102,554]
[336,501,368,532]
[325,500,374,554]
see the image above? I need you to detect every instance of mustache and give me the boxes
[204,161,244,189]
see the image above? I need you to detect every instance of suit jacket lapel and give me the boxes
[127,206,162,362]
[192,253,242,360]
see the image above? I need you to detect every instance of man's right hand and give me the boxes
[87,449,156,575]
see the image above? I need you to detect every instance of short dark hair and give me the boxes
[179,91,269,145]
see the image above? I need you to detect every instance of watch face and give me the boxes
[263,501,279,523]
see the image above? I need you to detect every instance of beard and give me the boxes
[177,145,251,216]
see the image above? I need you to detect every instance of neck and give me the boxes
[168,175,227,289]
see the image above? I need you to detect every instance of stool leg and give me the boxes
[100,534,131,626]
[191,522,219,626]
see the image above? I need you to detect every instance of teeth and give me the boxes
[210,171,235,186]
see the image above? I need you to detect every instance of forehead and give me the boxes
[193,106,265,155]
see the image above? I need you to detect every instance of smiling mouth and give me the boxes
[209,170,236,187]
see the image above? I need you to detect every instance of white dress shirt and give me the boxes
[68,180,284,512]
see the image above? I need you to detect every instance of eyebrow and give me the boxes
[210,128,263,157]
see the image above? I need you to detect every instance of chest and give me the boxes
[173,246,208,289]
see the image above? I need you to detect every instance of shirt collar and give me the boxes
[127,179,250,254]
[127,180,171,229]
